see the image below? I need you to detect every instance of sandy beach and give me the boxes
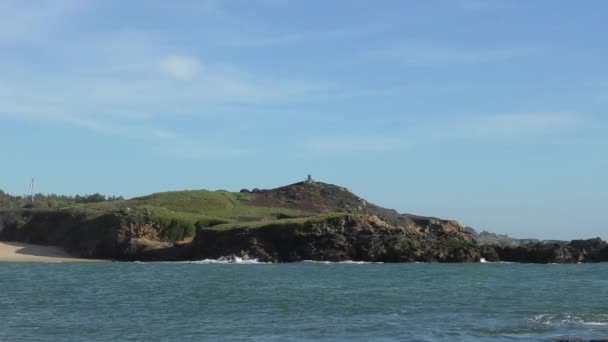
[0,241,103,262]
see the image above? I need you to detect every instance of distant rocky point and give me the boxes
[465,227,607,263]
[465,227,552,247]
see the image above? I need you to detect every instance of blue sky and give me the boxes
[1,0,607,239]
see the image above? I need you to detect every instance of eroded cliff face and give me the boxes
[0,209,178,260]
[192,214,480,263]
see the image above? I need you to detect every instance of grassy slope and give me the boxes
[209,212,351,231]
[52,188,325,242]
[74,181,405,229]
[131,190,312,220]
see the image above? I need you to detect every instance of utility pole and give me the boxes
[30,177,34,204]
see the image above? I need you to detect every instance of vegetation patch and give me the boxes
[208,212,352,231]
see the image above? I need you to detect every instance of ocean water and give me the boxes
[1,261,607,341]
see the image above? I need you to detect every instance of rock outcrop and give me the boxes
[193,214,480,263]
[490,238,608,263]
[464,227,543,247]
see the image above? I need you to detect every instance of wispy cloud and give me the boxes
[1,111,250,158]
[0,1,580,161]
[0,2,335,159]
[365,45,538,66]
[0,12,581,160]
[306,113,584,154]
[61,117,180,140]
[219,27,374,48]
[160,55,202,79]
[0,0,83,43]
[160,140,251,159]
[455,112,582,138]
[0,31,333,119]
[306,136,408,153]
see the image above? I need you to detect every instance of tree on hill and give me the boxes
[0,190,124,209]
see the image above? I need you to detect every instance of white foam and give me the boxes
[583,322,608,326]
[529,313,608,327]
[339,260,383,264]
[478,259,514,264]
[302,260,383,264]
[188,255,269,264]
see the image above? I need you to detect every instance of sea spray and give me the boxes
[301,260,384,264]
[188,255,269,264]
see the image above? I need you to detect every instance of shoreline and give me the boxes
[0,241,104,263]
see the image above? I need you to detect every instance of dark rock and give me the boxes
[192,214,480,263]
[480,245,500,262]
[490,238,608,263]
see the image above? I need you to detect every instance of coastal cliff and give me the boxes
[0,211,480,262]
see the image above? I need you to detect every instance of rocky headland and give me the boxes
[0,179,606,263]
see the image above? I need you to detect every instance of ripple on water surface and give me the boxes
[0,262,607,341]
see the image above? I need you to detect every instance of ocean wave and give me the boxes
[301,260,383,264]
[583,321,608,326]
[529,313,608,327]
[478,259,515,264]
[131,255,270,264]
[188,256,269,264]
